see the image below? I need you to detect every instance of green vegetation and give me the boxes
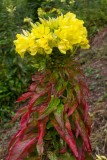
[0,0,36,122]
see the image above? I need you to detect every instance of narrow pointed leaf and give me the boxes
[47,151,58,160]
[28,94,41,110]
[37,117,48,145]
[12,105,28,122]
[68,103,78,117]
[59,147,66,154]
[16,92,34,102]
[82,100,88,121]
[28,86,51,111]
[64,101,69,112]
[29,82,37,91]
[51,118,79,159]
[8,130,20,150]
[20,112,29,128]
[38,96,60,120]
[6,137,37,160]
[73,111,91,153]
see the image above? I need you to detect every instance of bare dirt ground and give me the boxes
[84,58,107,157]
[0,29,107,159]
[78,28,107,157]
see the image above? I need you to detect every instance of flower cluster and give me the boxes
[14,12,90,58]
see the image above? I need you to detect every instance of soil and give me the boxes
[0,28,107,160]
[77,28,107,157]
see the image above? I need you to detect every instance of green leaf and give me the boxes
[54,104,64,129]
[38,96,60,120]
[55,103,64,115]
[47,151,58,160]
[46,121,53,129]
[59,152,76,160]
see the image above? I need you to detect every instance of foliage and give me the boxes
[72,0,107,37]
[0,0,38,123]
[7,59,93,160]
[6,13,93,160]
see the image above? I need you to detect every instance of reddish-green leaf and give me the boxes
[20,112,29,128]
[59,147,66,154]
[38,117,48,145]
[73,111,91,153]
[82,100,89,121]
[29,82,38,91]
[38,96,60,120]
[68,102,78,117]
[8,131,20,150]
[12,105,28,122]
[16,92,34,102]
[6,136,37,160]
[28,94,41,110]
[51,118,79,159]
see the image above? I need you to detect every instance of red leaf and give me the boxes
[8,130,20,150]
[32,73,45,82]
[78,144,85,160]
[85,114,92,136]
[12,106,28,122]
[59,147,66,154]
[78,102,91,135]
[28,86,51,111]
[65,115,72,131]
[79,80,89,98]
[16,92,34,102]
[29,82,38,91]
[32,103,48,114]
[28,94,42,111]
[51,118,79,159]
[82,100,89,121]
[68,102,78,117]
[16,127,27,139]
[6,136,37,160]
[65,115,80,158]
[75,128,80,138]
[8,129,35,151]
[73,111,91,153]
[37,117,48,145]
[64,101,69,112]
[20,112,30,128]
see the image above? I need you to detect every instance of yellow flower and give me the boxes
[58,39,72,54]
[28,38,38,56]
[14,34,29,58]
[14,12,90,57]
[54,12,89,51]
[39,17,59,30]
[96,155,107,160]
[37,38,52,54]
[31,24,50,39]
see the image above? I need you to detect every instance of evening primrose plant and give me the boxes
[7,12,93,160]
